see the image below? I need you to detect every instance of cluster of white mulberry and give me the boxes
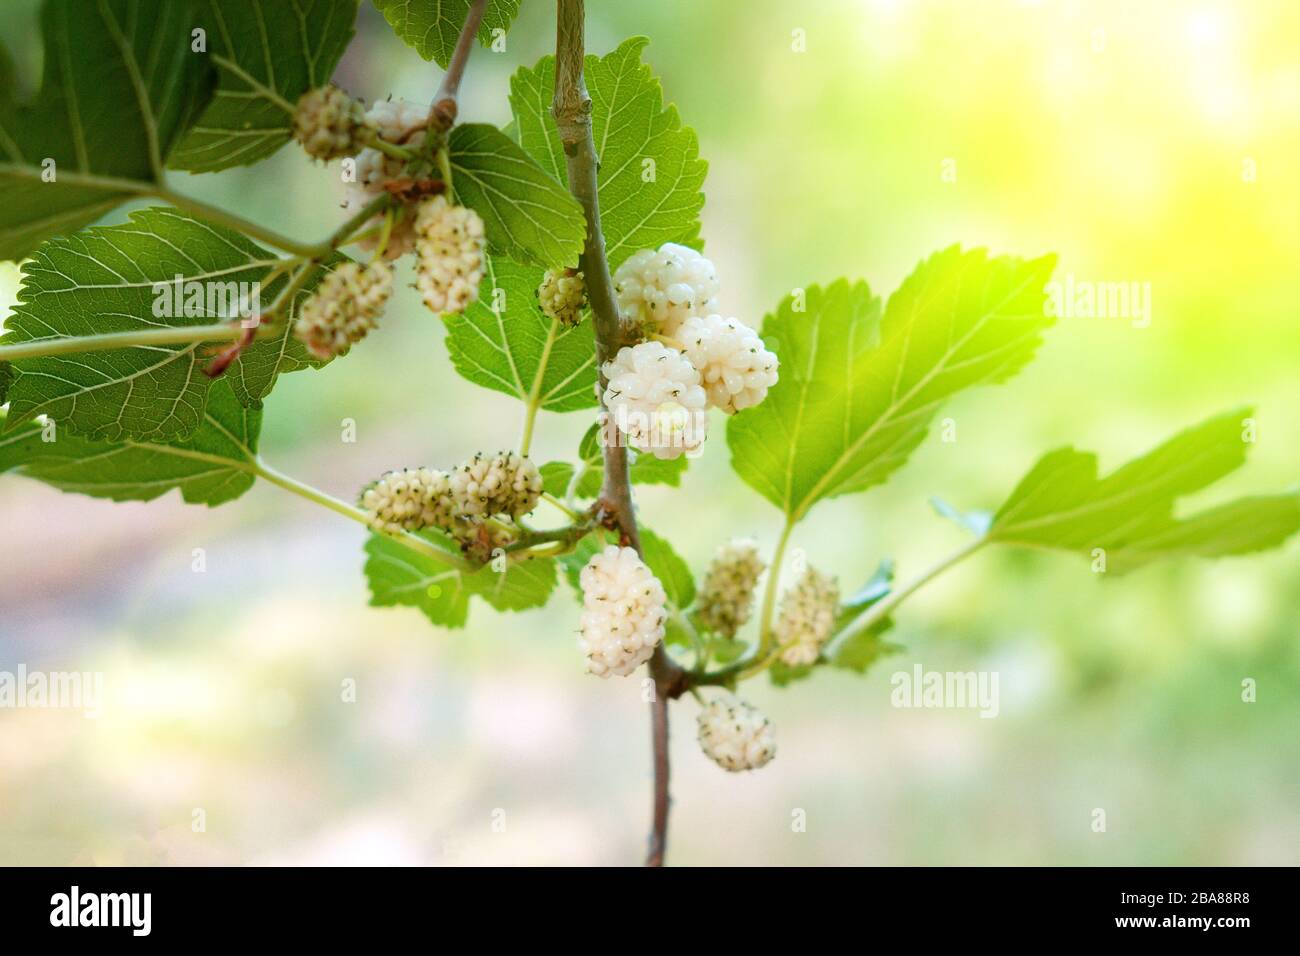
[696,695,776,772]
[538,268,586,326]
[774,566,841,667]
[359,451,542,552]
[604,243,779,459]
[413,195,486,315]
[289,91,489,360]
[342,97,487,316]
[294,261,394,360]
[573,538,845,772]
[694,539,766,638]
[293,85,368,161]
[577,546,668,678]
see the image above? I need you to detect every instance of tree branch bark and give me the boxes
[431,0,488,131]
[552,0,686,867]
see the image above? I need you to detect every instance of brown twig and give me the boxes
[431,0,489,131]
[552,0,688,868]
[202,322,258,378]
[380,177,446,203]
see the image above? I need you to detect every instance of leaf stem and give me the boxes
[151,187,390,259]
[359,128,417,162]
[152,186,323,258]
[541,491,581,521]
[519,316,560,456]
[0,257,316,365]
[828,537,987,654]
[755,517,795,659]
[0,323,246,361]
[564,459,589,509]
[251,458,472,570]
[674,608,708,671]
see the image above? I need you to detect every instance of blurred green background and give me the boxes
[1,0,1297,865]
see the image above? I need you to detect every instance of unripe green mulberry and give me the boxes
[449,451,543,519]
[293,85,366,160]
[294,261,394,360]
[538,268,586,326]
[694,539,765,637]
[774,566,840,666]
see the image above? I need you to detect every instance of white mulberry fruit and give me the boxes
[613,243,719,336]
[293,85,366,160]
[293,260,394,360]
[694,539,766,638]
[359,467,456,534]
[678,314,779,413]
[774,566,840,667]
[340,98,428,260]
[578,546,667,678]
[448,451,543,519]
[414,195,486,315]
[697,695,776,772]
[538,268,586,326]
[362,97,428,143]
[601,341,709,460]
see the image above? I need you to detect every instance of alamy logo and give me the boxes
[151,274,261,320]
[0,665,103,718]
[1044,274,1152,328]
[50,886,151,936]
[890,665,999,718]
[602,404,707,458]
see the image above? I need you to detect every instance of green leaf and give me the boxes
[630,450,689,488]
[510,36,707,270]
[539,460,573,498]
[986,409,1300,574]
[536,451,687,509]
[831,627,902,676]
[364,534,557,628]
[449,123,586,269]
[0,360,12,405]
[0,0,216,260]
[0,36,15,108]
[364,533,471,627]
[372,0,520,67]
[3,207,343,442]
[170,0,360,172]
[442,253,596,411]
[639,527,694,608]
[0,378,259,506]
[833,558,894,631]
[559,530,607,601]
[728,249,1057,523]
[769,659,815,688]
[704,635,748,664]
[464,557,557,612]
